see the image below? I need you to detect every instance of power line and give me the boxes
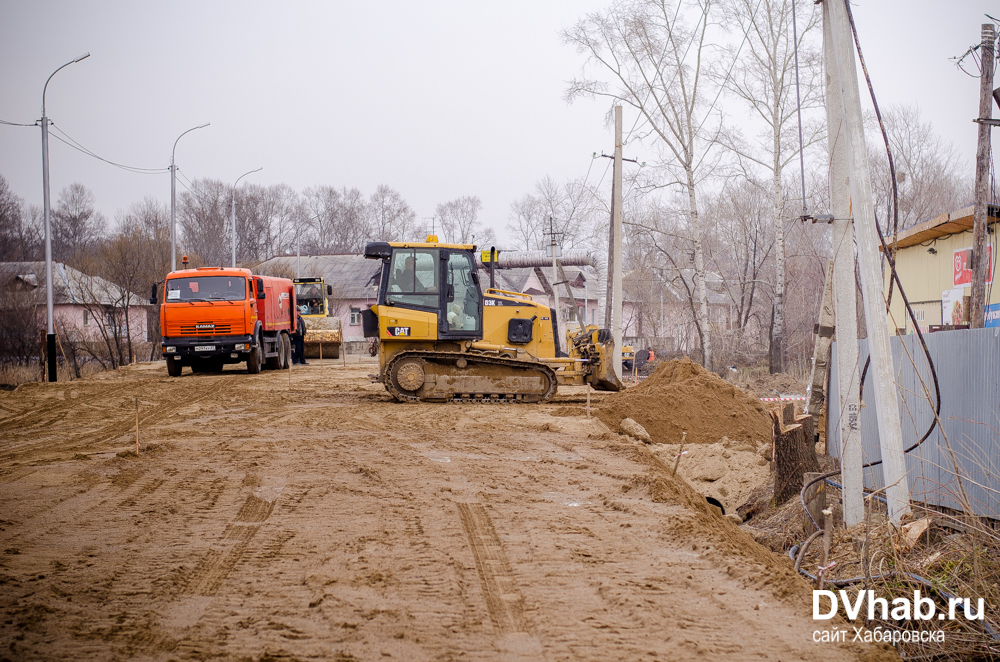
[48,123,169,175]
[0,119,36,127]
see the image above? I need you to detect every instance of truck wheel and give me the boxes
[166,357,182,377]
[279,333,290,369]
[330,344,340,360]
[265,335,281,371]
[247,334,263,374]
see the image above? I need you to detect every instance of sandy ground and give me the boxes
[0,359,895,661]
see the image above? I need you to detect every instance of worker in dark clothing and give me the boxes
[292,313,308,365]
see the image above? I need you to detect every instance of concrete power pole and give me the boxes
[971,23,996,329]
[827,0,910,524]
[823,1,864,526]
[612,106,624,378]
[547,215,561,327]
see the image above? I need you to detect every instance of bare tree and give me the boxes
[718,0,822,373]
[435,196,495,245]
[52,183,106,266]
[302,186,369,253]
[506,176,599,251]
[0,266,44,365]
[564,0,722,368]
[866,104,971,233]
[707,178,774,350]
[109,197,171,359]
[367,185,417,242]
[0,175,42,261]
[178,178,231,267]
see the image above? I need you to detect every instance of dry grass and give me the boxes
[741,478,1000,660]
[0,361,107,387]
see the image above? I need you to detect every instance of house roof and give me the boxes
[0,261,144,306]
[256,254,383,300]
[886,204,1000,250]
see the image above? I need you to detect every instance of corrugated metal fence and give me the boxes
[828,327,1000,519]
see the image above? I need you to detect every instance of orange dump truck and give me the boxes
[154,267,295,376]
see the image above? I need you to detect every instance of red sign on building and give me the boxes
[953,246,994,287]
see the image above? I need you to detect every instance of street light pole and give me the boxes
[41,52,89,384]
[231,167,262,268]
[170,123,209,272]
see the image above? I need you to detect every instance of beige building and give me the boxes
[886,204,999,333]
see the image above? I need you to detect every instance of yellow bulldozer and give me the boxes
[362,236,621,403]
[293,277,343,359]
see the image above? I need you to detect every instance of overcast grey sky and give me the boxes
[1,1,997,245]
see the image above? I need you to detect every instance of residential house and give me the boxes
[0,261,149,361]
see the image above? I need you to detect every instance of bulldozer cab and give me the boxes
[293,277,329,317]
[376,243,483,340]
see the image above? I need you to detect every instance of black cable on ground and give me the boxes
[786,545,1000,643]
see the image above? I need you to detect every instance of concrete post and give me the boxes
[612,106,624,377]
[827,0,909,523]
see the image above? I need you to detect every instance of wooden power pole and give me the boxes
[827,0,910,524]
[971,23,996,329]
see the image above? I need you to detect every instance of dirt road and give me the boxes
[0,360,893,661]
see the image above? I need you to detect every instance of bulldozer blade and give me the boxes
[589,338,622,392]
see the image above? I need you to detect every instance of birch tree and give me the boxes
[564,0,721,368]
[718,0,822,372]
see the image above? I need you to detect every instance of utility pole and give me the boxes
[971,23,996,328]
[828,0,909,524]
[823,2,863,527]
[612,106,624,378]
[545,215,562,325]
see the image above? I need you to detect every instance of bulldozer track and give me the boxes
[384,351,557,404]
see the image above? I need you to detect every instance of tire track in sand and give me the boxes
[457,502,531,636]
[183,492,278,596]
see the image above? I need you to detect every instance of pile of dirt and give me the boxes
[652,436,771,515]
[597,357,772,446]
[741,372,806,399]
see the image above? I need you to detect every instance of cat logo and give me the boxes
[387,326,411,337]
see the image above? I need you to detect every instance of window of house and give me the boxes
[83,310,90,326]
[350,308,361,325]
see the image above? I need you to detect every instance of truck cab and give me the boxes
[157,267,294,376]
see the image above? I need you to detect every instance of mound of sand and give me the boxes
[741,372,806,399]
[596,357,772,446]
[652,436,771,515]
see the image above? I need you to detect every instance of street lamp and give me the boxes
[40,52,89,384]
[170,123,209,271]
[231,167,262,268]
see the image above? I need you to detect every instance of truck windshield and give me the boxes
[295,282,325,315]
[166,276,247,302]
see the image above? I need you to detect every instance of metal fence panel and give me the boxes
[828,327,1000,519]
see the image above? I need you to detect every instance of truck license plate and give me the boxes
[195,345,216,352]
